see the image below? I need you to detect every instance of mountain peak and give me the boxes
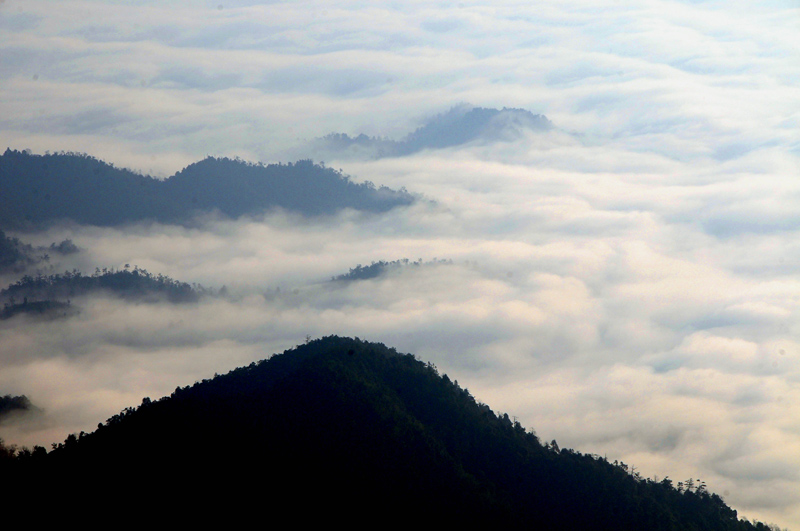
[4,335,767,529]
[313,104,555,159]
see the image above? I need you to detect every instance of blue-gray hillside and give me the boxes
[0,149,415,229]
[0,267,202,307]
[317,105,554,158]
[331,258,453,282]
[0,230,77,274]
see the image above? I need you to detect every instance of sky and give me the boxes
[1,0,799,527]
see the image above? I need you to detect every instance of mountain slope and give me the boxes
[0,150,415,229]
[0,230,76,274]
[1,267,202,306]
[314,105,554,159]
[5,337,770,529]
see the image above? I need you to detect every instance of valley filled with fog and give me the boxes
[0,1,797,528]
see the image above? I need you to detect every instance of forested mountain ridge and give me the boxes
[0,267,204,306]
[2,336,771,529]
[0,394,39,420]
[0,267,209,321]
[331,258,453,282]
[0,230,42,273]
[0,229,78,274]
[0,149,416,229]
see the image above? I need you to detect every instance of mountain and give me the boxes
[0,267,209,322]
[0,267,206,321]
[0,394,40,421]
[0,298,75,321]
[314,105,555,159]
[2,336,769,529]
[0,230,77,274]
[331,258,453,282]
[400,105,554,153]
[0,230,39,274]
[0,149,416,229]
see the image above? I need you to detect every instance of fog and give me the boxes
[1,0,798,528]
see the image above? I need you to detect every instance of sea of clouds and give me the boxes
[0,0,798,527]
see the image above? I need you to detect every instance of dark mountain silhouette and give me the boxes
[0,149,416,229]
[316,105,554,158]
[2,336,770,529]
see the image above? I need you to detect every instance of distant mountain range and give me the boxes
[0,149,416,229]
[1,336,770,529]
[313,105,554,159]
[1,267,203,304]
[0,267,210,321]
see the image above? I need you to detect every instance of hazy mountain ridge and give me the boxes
[331,258,454,282]
[0,149,416,229]
[1,336,774,529]
[1,266,207,309]
[0,230,78,274]
[313,105,555,159]
[0,266,214,322]
[0,395,40,421]
[0,299,75,321]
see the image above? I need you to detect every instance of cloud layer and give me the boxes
[1,0,798,528]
